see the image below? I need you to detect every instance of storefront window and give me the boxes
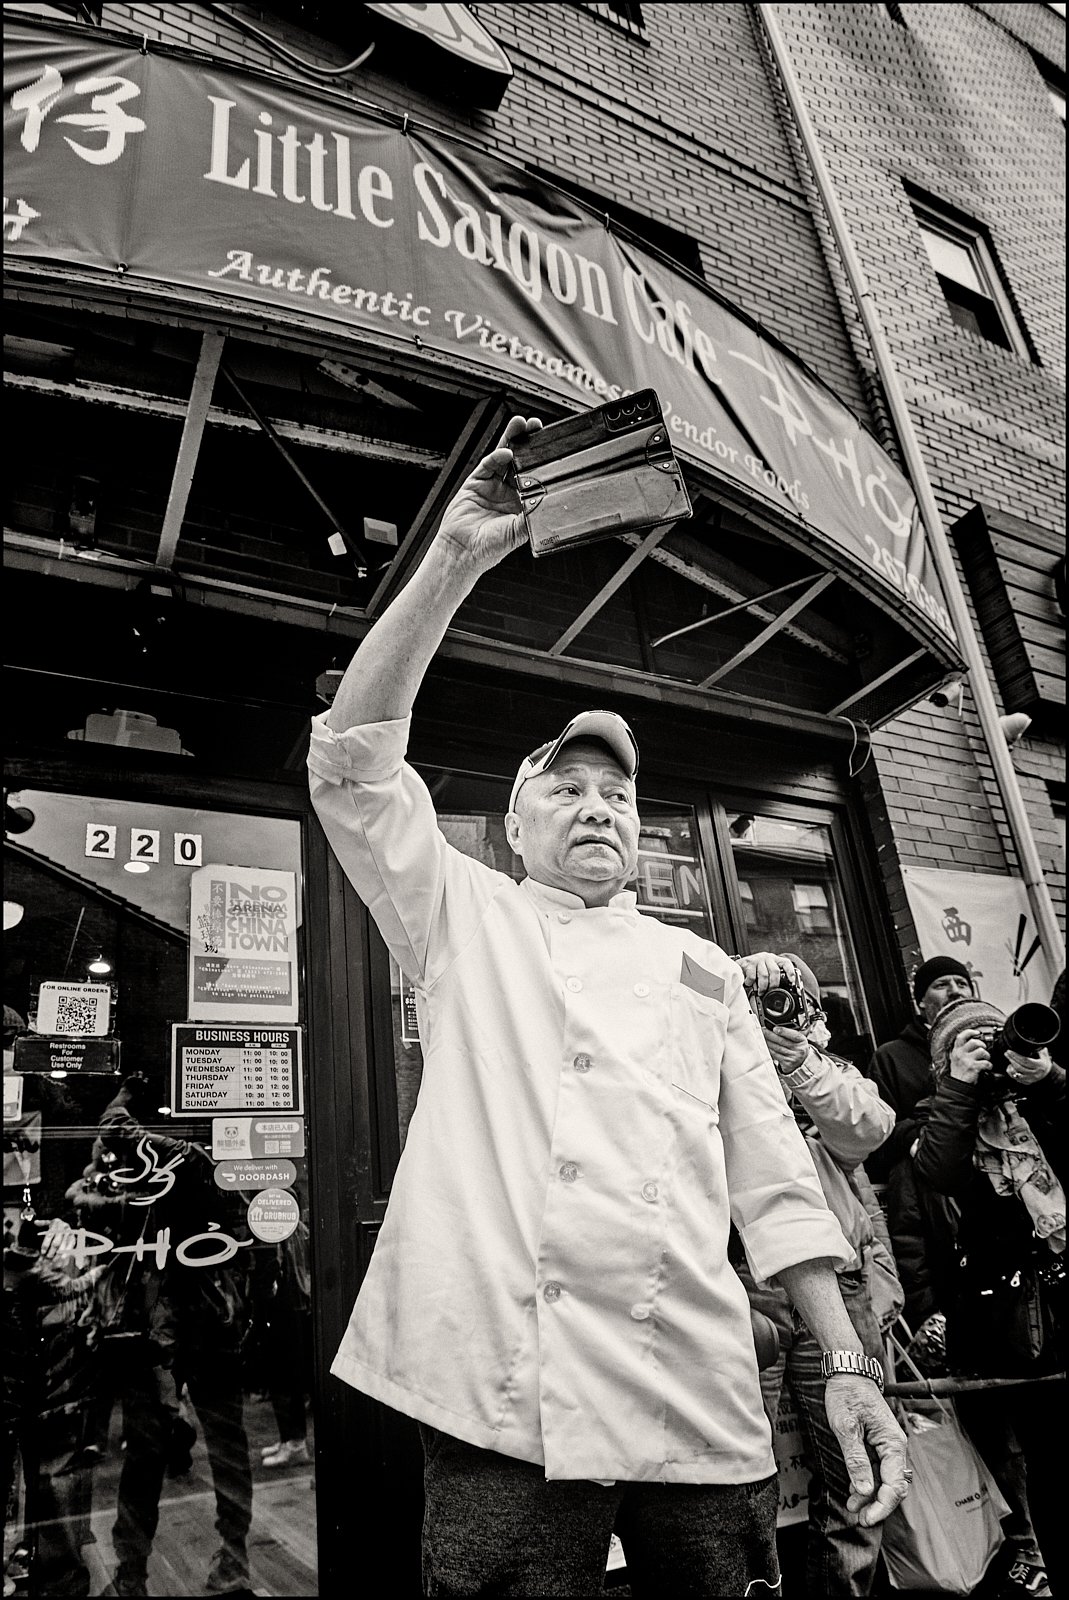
[3,789,316,1597]
[726,811,874,1065]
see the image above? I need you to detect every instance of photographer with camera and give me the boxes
[308,415,910,1597]
[737,954,903,1597]
[913,998,1066,1597]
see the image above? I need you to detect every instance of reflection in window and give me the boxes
[727,812,873,1067]
[3,789,315,1596]
[792,881,833,933]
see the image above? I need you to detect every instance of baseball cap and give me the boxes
[508,710,639,815]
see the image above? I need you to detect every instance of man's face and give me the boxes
[919,971,974,1025]
[505,740,640,907]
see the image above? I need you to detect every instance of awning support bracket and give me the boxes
[697,571,836,689]
[547,523,671,657]
[651,573,821,650]
[220,363,364,576]
[826,647,927,717]
[365,394,506,620]
[155,330,224,570]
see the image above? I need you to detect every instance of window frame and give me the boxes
[574,1,649,43]
[909,196,1034,361]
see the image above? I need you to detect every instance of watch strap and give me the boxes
[819,1349,885,1391]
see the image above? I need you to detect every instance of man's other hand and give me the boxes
[762,1023,810,1075]
[437,416,542,575]
[1005,1046,1054,1087]
[824,1375,911,1527]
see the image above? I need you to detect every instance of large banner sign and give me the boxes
[902,866,1059,1016]
[3,20,956,651]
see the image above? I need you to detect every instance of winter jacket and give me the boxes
[913,1063,1066,1375]
[866,1018,931,1182]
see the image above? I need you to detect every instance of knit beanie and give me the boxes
[912,955,973,1005]
[928,997,1003,1074]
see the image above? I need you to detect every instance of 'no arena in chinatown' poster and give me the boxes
[188,864,299,1024]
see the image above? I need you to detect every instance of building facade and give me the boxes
[3,4,1064,1594]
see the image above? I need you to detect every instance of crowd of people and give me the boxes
[4,413,1064,1599]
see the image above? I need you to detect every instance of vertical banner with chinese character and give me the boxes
[188,865,299,1023]
[901,866,1059,1015]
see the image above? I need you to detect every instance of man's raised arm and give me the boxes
[325,416,541,734]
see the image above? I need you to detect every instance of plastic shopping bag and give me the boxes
[881,1407,1009,1593]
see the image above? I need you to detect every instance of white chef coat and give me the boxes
[308,713,851,1483]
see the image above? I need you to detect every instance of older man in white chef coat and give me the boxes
[308,418,909,1597]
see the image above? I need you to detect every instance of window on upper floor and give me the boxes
[909,194,1034,360]
[526,166,705,280]
[1032,52,1067,121]
[574,2,648,42]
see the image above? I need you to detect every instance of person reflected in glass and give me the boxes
[2,1208,100,1598]
[67,1074,254,1598]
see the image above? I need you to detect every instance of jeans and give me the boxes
[419,1426,781,1597]
[110,1344,252,1579]
[959,1382,1067,1598]
[749,1270,884,1598]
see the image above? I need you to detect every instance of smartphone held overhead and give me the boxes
[511,390,693,557]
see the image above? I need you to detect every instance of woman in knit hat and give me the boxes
[913,997,1065,1598]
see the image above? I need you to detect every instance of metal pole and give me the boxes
[759,3,1064,971]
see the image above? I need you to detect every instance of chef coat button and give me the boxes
[543,1281,562,1303]
[559,1162,579,1183]
[573,1053,592,1073]
[558,912,572,924]
[566,977,583,993]
[641,1181,659,1203]
[629,1304,651,1321]
[633,982,650,998]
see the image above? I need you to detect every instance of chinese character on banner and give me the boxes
[11,64,145,164]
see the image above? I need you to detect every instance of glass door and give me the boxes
[723,809,875,1067]
[3,787,316,1598]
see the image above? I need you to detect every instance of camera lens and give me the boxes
[761,988,800,1026]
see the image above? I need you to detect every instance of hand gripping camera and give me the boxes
[930,996,1061,1096]
[978,1002,1061,1075]
[754,971,821,1032]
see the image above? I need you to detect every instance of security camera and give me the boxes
[929,679,963,709]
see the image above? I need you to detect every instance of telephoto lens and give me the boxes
[1001,1003,1060,1057]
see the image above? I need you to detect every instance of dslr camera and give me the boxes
[754,972,821,1032]
[978,1002,1060,1083]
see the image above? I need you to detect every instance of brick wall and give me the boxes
[760,2,1066,968]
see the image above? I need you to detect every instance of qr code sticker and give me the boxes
[56,996,99,1034]
[36,983,110,1037]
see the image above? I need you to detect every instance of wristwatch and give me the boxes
[820,1350,885,1392]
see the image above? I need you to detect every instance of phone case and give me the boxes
[511,389,692,557]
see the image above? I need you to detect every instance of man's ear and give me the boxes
[504,811,523,856]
